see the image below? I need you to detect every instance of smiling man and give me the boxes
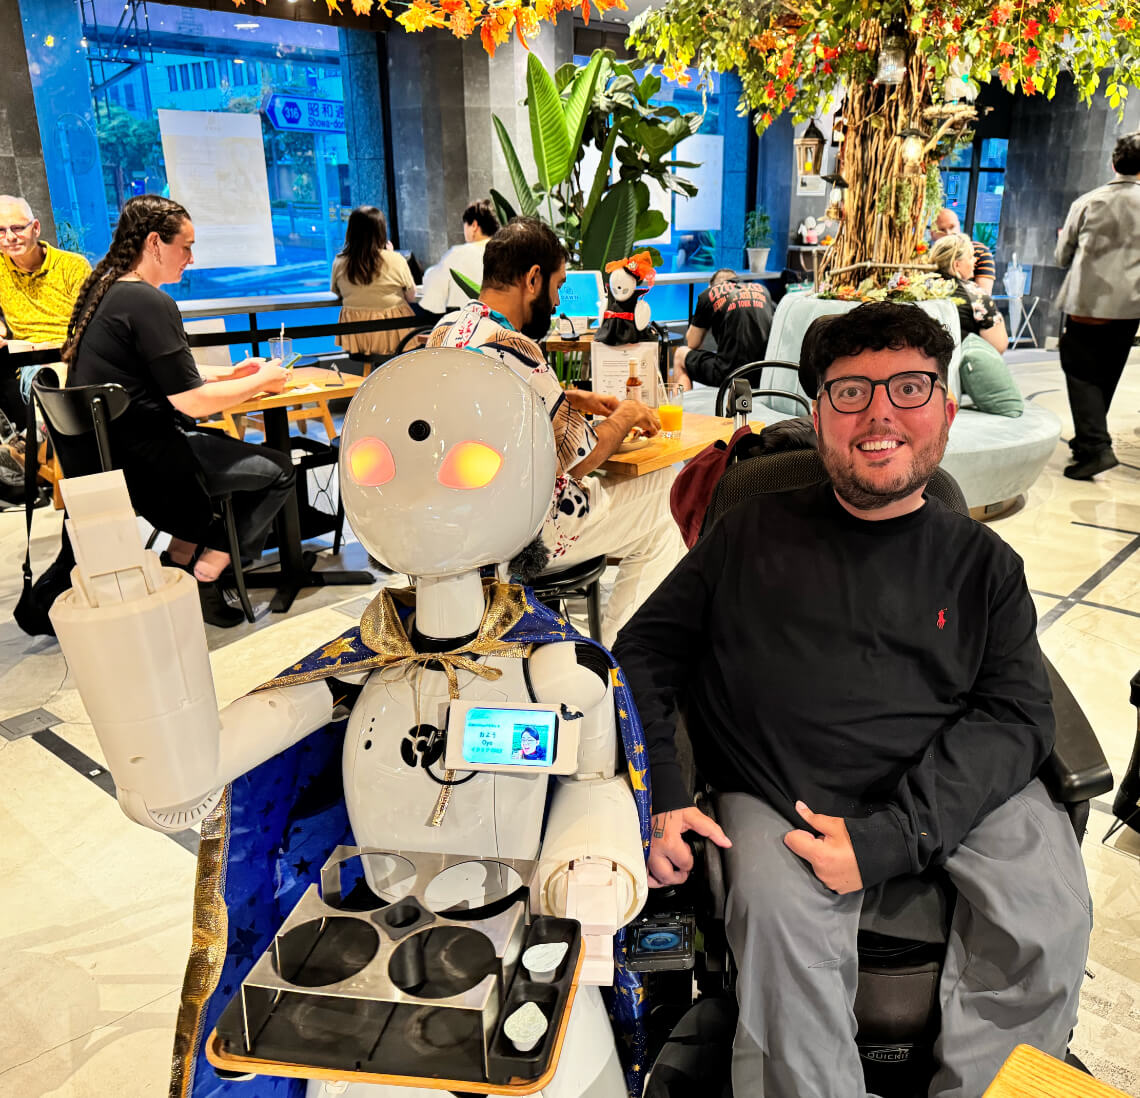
[0,195,91,421]
[614,301,1091,1097]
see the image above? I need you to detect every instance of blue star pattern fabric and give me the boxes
[183,586,652,1098]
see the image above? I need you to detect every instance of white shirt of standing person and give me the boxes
[420,238,489,314]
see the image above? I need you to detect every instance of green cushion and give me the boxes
[958,333,1024,418]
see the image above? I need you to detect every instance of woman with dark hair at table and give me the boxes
[62,194,294,627]
[331,206,417,357]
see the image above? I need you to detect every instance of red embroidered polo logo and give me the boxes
[936,608,948,630]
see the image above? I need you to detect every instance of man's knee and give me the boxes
[674,345,690,372]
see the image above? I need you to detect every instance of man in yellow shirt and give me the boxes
[1,195,92,422]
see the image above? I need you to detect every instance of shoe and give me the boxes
[1063,449,1119,480]
[198,580,245,628]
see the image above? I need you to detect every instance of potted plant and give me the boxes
[745,209,772,273]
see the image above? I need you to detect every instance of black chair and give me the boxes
[532,555,607,641]
[394,324,436,355]
[656,448,1114,1095]
[713,360,811,417]
[32,381,256,623]
[1105,669,1140,841]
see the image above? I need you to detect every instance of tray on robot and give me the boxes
[206,846,583,1095]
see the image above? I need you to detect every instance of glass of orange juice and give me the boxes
[659,384,684,438]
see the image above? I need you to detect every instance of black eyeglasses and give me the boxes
[0,222,33,237]
[820,371,945,414]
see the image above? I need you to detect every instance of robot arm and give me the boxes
[527,642,649,983]
[49,472,333,832]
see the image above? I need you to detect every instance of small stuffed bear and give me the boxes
[594,252,655,346]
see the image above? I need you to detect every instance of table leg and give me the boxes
[242,404,374,612]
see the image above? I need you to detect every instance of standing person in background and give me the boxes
[63,195,294,628]
[672,269,775,391]
[0,195,91,423]
[1054,131,1140,480]
[931,208,995,294]
[419,198,501,315]
[331,206,417,358]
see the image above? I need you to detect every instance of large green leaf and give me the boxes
[554,62,578,93]
[563,52,605,165]
[580,181,637,271]
[450,268,481,299]
[634,209,668,240]
[526,52,572,191]
[492,115,538,217]
[582,124,620,233]
[489,188,517,227]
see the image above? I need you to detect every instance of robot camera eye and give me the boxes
[437,441,503,490]
[408,420,432,442]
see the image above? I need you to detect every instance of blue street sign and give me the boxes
[264,94,345,134]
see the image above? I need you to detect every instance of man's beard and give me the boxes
[817,416,950,512]
[521,281,555,341]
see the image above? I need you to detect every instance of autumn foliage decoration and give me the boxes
[227,0,629,56]
[630,0,1140,285]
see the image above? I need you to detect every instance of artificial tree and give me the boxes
[625,0,1140,286]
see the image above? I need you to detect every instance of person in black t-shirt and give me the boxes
[615,302,1090,1097]
[672,268,775,390]
[62,195,294,627]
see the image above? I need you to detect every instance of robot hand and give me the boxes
[50,472,332,832]
[634,297,651,332]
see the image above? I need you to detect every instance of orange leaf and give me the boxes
[581,0,590,25]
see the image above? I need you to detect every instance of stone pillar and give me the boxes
[998,76,1140,338]
[386,19,573,267]
[339,28,391,230]
[0,0,56,244]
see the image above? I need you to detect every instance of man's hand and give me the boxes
[254,359,289,394]
[565,389,619,417]
[648,805,732,888]
[615,399,661,437]
[673,363,692,392]
[783,801,863,894]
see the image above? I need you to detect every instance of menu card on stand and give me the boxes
[589,342,660,406]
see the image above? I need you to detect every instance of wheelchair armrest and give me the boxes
[1041,656,1114,803]
[694,789,727,921]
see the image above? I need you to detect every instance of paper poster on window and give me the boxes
[673,134,723,232]
[158,109,276,269]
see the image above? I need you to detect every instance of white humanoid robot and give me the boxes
[50,349,648,1098]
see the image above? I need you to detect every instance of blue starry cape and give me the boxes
[174,582,652,1098]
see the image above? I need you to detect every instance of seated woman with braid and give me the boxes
[61,194,295,627]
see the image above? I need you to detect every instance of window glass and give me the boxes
[979,138,1007,170]
[20,0,376,301]
[972,172,1004,248]
[939,170,968,217]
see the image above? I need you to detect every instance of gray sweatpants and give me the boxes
[720,779,1092,1098]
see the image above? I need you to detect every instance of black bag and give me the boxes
[14,395,74,638]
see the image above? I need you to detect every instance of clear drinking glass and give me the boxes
[659,384,684,439]
[268,336,293,365]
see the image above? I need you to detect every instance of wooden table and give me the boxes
[600,412,756,477]
[223,368,373,612]
[983,1045,1131,1097]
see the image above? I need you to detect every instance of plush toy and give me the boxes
[594,251,655,346]
[797,216,820,245]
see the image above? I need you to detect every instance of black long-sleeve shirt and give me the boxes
[612,483,1054,889]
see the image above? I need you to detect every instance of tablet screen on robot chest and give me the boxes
[444,700,578,775]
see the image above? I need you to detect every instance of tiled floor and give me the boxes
[1,350,1138,1096]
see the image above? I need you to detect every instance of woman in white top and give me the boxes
[331,206,416,355]
[419,198,501,314]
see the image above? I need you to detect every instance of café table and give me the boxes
[599,412,759,478]
[220,366,373,612]
[982,1044,1129,1097]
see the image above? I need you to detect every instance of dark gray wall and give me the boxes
[340,28,392,227]
[386,20,573,267]
[997,76,1140,338]
[0,0,56,242]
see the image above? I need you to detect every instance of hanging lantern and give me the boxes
[898,126,929,167]
[822,172,849,220]
[831,115,846,147]
[794,120,827,177]
[874,27,908,85]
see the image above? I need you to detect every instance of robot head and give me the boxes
[339,348,556,577]
[607,267,638,303]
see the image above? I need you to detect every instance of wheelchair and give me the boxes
[633,446,1115,1098]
